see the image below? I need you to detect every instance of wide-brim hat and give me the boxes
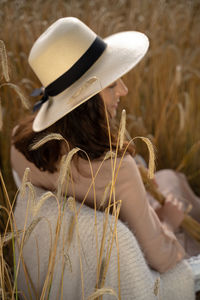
[29,17,149,132]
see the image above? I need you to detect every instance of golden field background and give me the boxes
[0,0,200,298]
[0,0,200,198]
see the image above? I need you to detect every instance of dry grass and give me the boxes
[0,0,199,196]
[0,0,200,298]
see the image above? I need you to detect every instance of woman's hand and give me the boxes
[156,194,185,232]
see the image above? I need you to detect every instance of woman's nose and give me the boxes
[116,79,128,97]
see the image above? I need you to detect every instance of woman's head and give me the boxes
[13,87,134,172]
[100,79,128,119]
[13,92,118,171]
[28,17,149,132]
[13,17,148,171]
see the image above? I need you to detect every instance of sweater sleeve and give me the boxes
[114,154,185,273]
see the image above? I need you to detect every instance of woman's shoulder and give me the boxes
[90,153,137,172]
[120,153,137,165]
[115,153,139,173]
[72,153,138,185]
[101,153,139,182]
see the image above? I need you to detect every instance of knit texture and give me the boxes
[14,186,195,299]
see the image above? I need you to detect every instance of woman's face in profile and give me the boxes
[100,79,128,118]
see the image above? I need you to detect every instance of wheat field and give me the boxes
[0,0,200,298]
[1,0,200,196]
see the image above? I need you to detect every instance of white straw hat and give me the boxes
[29,17,149,132]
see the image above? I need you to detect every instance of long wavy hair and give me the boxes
[13,93,134,173]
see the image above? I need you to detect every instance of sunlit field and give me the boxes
[0,0,200,298]
[1,0,200,196]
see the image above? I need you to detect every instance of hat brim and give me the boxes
[33,31,149,132]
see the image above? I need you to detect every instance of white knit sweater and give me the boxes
[14,186,195,299]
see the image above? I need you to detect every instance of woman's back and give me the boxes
[11,140,185,273]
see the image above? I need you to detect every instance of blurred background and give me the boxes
[0,0,200,204]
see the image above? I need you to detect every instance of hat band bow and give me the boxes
[33,36,107,112]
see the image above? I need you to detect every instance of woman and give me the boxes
[11,17,186,274]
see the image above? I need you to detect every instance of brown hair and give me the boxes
[13,94,134,173]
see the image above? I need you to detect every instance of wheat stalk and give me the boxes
[30,133,67,150]
[133,137,156,179]
[0,97,3,131]
[176,141,200,172]
[99,181,112,210]
[32,191,56,217]
[57,148,80,199]
[0,40,10,82]
[20,167,30,198]
[119,109,126,150]
[104,151,116,160]
[87,287,118,300]
[23,217,43,244]
[0,83,30,109]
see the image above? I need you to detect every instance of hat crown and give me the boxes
[28,17,96,86]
